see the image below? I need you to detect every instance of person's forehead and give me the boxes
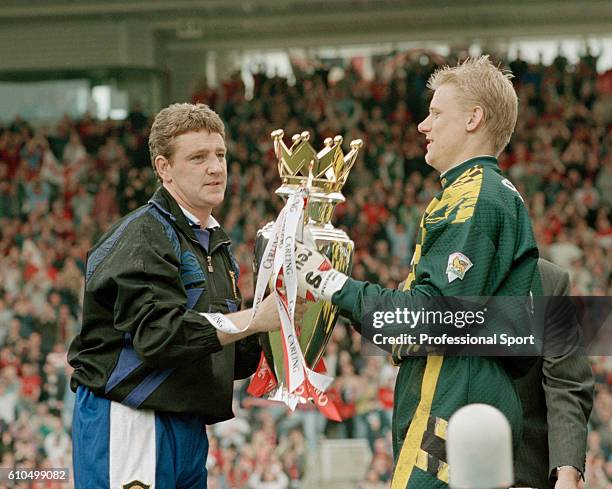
[174,130,225,151]
[430,83,460,108]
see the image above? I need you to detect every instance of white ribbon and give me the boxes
[259,190,333,408]
[200,312,244,334]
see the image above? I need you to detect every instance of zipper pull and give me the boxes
[206,256,214,273]
[229,270,238,299]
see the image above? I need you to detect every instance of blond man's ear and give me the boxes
[466,106,485,133]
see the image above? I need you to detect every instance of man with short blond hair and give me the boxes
[294,56,539,488]
[69,103,283,489]
[426,55,518,157]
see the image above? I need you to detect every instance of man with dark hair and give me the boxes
[69,103,283,489]
[514,258,593,489]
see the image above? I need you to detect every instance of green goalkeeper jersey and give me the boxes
[334,155,538,322]
[332,156,540,489]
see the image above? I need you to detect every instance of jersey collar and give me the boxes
[440,155,499,189]
[149,186,231,251]
[178,204,220,230]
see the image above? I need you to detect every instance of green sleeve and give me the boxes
[332,219,496,323]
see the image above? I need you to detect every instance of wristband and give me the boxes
[314,269,349,302]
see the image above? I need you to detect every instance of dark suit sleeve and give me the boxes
[542,267,594,478]
[543,354,594,476]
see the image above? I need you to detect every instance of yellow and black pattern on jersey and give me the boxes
[392,166,483,362]
[390,356,447,489]
[400,165,483,294]
[395,413,451,485]
[425,166,483,226]
[401,195,439,293]
[414,415,449,483]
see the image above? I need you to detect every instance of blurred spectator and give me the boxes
[92,180,119,220]
[248,460,289,489]
[22,178,51,214]
[0,49,609,487]
[43,416,70,467]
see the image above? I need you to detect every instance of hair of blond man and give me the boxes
[148,103,225,181]
[427,55,518,156]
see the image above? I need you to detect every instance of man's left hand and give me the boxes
[555,466,582,489]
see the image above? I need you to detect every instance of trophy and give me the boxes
[251,129,362,406]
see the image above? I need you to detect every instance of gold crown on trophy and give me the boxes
[271,129,363,193]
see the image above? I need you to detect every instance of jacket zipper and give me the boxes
[201,253,219,299]
[210,239,239,300]
[228,270,238,299]
[191,233,233,301]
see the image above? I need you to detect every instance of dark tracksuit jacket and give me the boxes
[332,156,540,488]
[68,186,260,424]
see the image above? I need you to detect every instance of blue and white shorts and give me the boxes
[72,385,209,489]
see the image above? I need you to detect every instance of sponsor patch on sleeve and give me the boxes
[446,252,473,283]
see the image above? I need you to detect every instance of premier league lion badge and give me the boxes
[446,252,473,283]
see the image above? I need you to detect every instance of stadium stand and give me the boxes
[0,50,610,488]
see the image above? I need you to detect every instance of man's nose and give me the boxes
[418,116,431,134]
[206,158,223,174]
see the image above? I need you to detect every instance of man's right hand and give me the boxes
[251,295,308,333]
[211,292,308,345]
[251,294,281,333]
[206,294,281,345]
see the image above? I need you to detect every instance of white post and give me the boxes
[447,403,514,489]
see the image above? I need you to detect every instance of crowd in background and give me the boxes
[0,48,610,488]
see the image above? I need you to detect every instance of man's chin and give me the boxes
[208,197,224,208]
[204,186,225,199]
[424,154,443,173]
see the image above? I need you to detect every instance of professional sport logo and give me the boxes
[446,252,473,283]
